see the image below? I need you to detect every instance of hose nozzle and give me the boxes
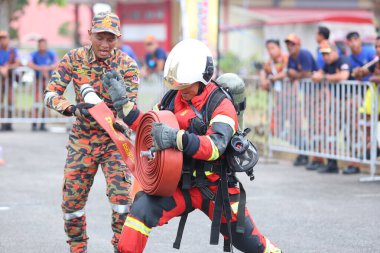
[140,149,156,160]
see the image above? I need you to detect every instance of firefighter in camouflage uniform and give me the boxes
[44,12,139,253]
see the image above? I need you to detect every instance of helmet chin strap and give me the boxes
[197,83,205,95]
[202,56,214,83]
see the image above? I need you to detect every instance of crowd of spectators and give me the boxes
[1,25,377,174]
[260,26,379,175]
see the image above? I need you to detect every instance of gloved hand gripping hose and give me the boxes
[135,110,183,196]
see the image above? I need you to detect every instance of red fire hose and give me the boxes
[134,110,183,196]
[89,102,182,197]
[88,102,136,172]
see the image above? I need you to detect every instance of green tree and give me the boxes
[0,0,67,35]
[219,51,241,74]
[58,21,71,37]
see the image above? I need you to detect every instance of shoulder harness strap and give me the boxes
[173,190,193,249]
[204,83,232,125]
[160,89,178,111]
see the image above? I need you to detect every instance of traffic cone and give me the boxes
[0,146,5,166]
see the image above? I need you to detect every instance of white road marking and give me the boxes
[0,206,11,211]
[354,193,380,198]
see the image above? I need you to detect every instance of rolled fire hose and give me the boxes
[135,110,183,196]
[81,84,182,197]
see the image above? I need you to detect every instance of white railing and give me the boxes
[2,68,379,181]
[0,67,166,124]
[268,78,380,181]
[0,67,72,123]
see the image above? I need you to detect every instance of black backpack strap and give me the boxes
[205,86,230,125]
[173,190,193,249]
[234,178,247,234]
[188,102,203,120]
[210,164,234,252]
[236,98,246,115]
[160,89,178,111]
[181,156,193,190]
[224,238,231,252]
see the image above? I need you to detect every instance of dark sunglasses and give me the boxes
[286,42,296,47]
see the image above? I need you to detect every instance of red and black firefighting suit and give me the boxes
[44,46,139,252]
[117,82,281,253]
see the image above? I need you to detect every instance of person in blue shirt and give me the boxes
[27,38,58,131]
[344,32,376,175]
[343,32,377,175]
[117,40,137,62]
[286,34,318,81]
[315,26,343,69]
[0,30,20,131]
[347,31,376,81]
[312,42,351,174]
[285,34,319,168]
[142,35,167,77]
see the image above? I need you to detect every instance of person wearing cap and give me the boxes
[311,41,351,173]
[0,30,20,131]
[285,33,318,167]
[347,31,376,81]
[28,38,58,131]
[142,35,167,77]
[286,33,318,80]
[44,12,139,253]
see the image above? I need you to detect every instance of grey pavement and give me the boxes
[0,125,380,253]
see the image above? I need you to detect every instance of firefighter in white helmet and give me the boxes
[103,39,282,253]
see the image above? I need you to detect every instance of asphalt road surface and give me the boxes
[0,126,379,253]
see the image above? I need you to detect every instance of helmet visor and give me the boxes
[163,75,193,90]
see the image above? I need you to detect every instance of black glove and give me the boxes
[103,70,133,118]
[69,103,94,120]
[113,121,131,138]
[151,122,184,151]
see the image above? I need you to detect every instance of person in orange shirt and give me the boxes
[260,39,288,137]
[260,39,288,90]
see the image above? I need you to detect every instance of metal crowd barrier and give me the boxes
[0,67,166,125]
[137,72,167,112]
[267,78,380,181]
[0,67,73,124]
[241,76,269,139]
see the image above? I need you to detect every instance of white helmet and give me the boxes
[163,39,214,90]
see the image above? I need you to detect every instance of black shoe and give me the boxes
[39,123,47,131]
[293,155,308,166]
[365,147,380,159]
[4,123,13,131]
[32,123,37,131]
[318,159,339,173]
[342,166,360,175]
[306,161,324,171]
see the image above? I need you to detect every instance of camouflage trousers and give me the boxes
[62,135,132,253]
